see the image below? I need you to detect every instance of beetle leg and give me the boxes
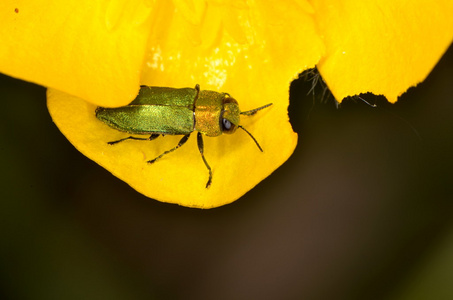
[148,134,160,141]
[107,134,159,145]
[197,132,212,189]
[147,134,190,164]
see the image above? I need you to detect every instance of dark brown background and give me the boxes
[1,44,452,299]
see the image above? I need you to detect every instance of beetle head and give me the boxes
[223,100,273,152]
[220,97,240,134]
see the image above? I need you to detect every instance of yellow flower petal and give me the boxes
[0,0,153,107]
[141,1,323,90]
[312,0,453,102]
[47,1,321,207]
[4,0,452,207]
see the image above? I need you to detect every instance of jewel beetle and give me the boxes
[95,85,272,188]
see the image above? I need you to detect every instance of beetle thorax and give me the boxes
[194,90,224,136]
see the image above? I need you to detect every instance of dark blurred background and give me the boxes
[1,45,452,300]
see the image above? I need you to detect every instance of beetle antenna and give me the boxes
[240,103,273,116]
[238,125,263,152]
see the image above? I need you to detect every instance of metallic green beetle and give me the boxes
[95,85,272,188]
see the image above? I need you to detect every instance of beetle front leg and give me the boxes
[197,132,212,189]
[108,133,159,145]
[147,134,190,164]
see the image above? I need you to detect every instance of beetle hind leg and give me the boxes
[108,134,159,145]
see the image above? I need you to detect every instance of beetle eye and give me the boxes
[222,118,232,131]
